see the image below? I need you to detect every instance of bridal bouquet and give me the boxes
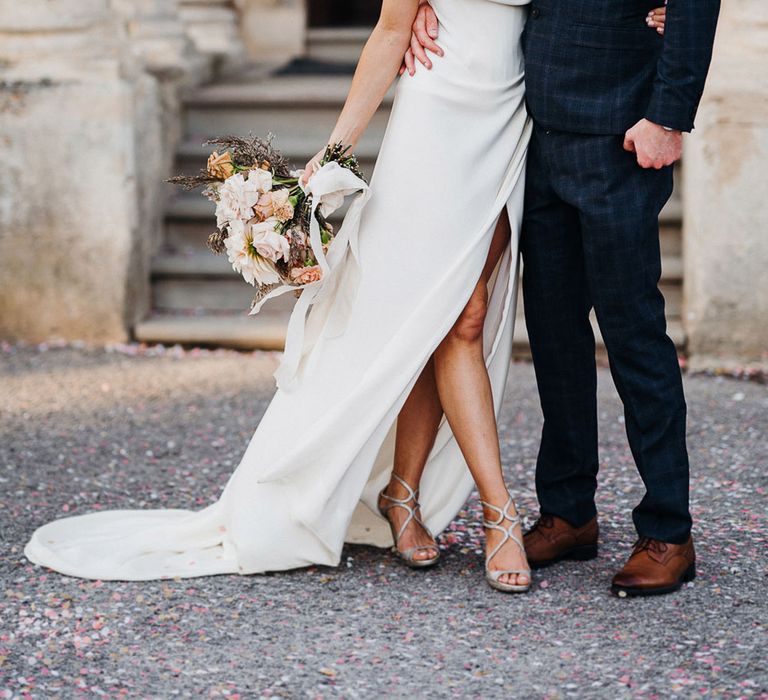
[168,136,367,313]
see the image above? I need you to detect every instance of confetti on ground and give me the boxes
[0,345,766,697]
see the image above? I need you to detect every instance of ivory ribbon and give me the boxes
[250,162,370,390]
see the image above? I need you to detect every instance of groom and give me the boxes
[406,0,720,596]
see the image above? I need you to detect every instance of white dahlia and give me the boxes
[248,167,273,195]
[224,219,281,286]
[215,173,261,228]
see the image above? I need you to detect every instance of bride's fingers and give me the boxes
[646,6,667,33]
[300,162,317,186]
[410,33,432,70]
[403,47,415,76]
[413,5,443,59]
[424,3,439,39]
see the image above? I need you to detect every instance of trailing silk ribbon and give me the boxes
[250,162,370,390]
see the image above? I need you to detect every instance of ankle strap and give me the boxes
[479,496,526,571]
[379,474,425,541]
[479,496,520,528]
[380,473,420,506]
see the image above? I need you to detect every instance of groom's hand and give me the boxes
[399,2,442,76]
[623,119,683,169]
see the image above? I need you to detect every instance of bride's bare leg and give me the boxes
[433,212,529,587]
[383,211,527,576]
[381,359,443,561]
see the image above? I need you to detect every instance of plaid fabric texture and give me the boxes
[520,126,692,544]
[522,0,720,134]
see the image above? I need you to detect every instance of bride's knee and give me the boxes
[448,293,488,344]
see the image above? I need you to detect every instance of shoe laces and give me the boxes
[633,537,668,555]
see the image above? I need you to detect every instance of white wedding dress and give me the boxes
[24,0,532,580]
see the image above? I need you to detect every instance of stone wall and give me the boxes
[180,0,249,70]
[0,0,208,343]
[237,0,306,65]
[683,0,768,370]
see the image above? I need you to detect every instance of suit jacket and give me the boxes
[521,0,720,134]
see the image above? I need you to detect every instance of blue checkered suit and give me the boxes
[520,0,719,543]
[522,0,720,134]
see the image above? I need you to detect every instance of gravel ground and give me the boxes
[1,344,766,699]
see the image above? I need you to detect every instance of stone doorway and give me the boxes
[309,0,380,27]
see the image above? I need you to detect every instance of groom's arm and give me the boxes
[626,0,720,169]
[644,0,721,132]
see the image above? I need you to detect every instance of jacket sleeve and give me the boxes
[644,0,721,132]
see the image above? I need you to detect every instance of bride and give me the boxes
[25,0,535,592]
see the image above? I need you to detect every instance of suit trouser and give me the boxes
[520,124,692,544]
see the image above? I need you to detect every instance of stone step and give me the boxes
[185,109,388,163]
[185,75,369,108]
[165,186,683,223]
[161,195,684,284]
[306,27,370,65]
[134,313,288,351]
[183,75,393,146]
[149,256,683,316]
[152,248,685,284]
[660,223,683,257]
[153,251,238,276]
[153,276,257,312]
[134,311,685,353]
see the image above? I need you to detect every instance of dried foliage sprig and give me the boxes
[205,134,293,178]
[206,230,228,254]
[165,134,293,191]
[249,282,282,311]
[166,172,220,191]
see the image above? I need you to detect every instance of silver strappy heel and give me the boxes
[378,474,441,569]
[480,496,531,593]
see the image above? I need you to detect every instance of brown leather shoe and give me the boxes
[523,514,599,569]
[611,536,696,597]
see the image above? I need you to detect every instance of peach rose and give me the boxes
[290,265,323,285]
[254,192,274,222]
[250,219,290,262]
[207,150,234,179]
[271,189,295,223]
[255,189,294,223]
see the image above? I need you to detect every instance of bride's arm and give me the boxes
[301,0,420,184]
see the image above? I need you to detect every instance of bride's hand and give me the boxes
[399,1,442,77]
[300,149,325,187]
[646,5,667,35]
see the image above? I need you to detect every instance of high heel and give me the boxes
[480,496,531,593]
[378,474,441,569]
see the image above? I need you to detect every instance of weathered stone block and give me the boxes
[0,78,142,342]
[0,0,196,343]
[683,0,768,369]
